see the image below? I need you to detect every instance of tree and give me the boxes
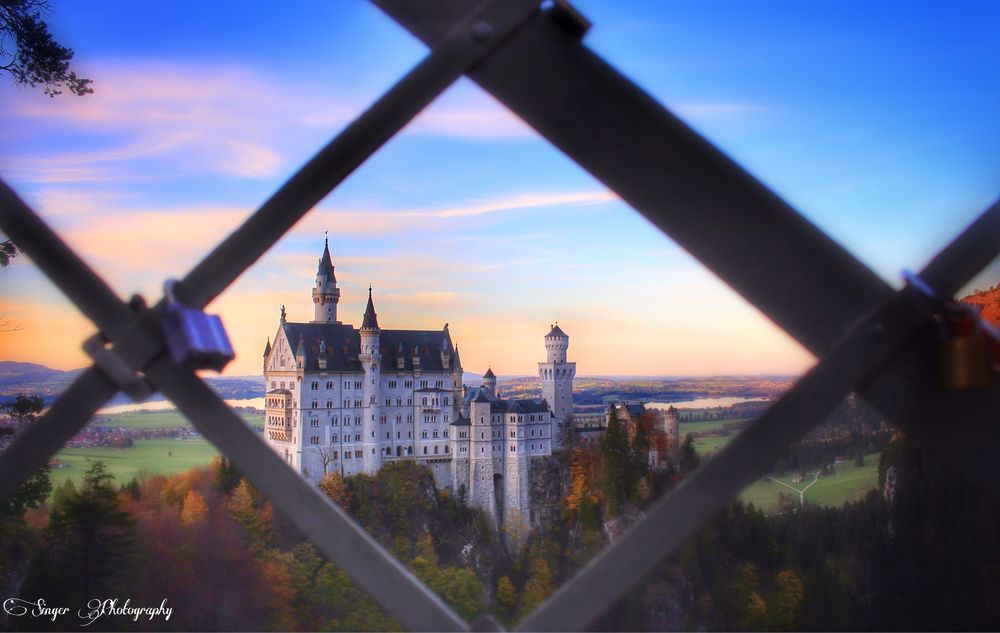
[2,394,42,428]
[495,575,517,619]
[40,461,134,602]
[318,471,351,508]
[312,444,338,475]
[599,408,629,516]
[768,569,803,631]
[1,1,92,96]
[679,433,700,475]
[180,489,208,525]
[518,556,554,619]
[0,240,17,267]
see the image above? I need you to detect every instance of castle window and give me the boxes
[380,415,386,423]
[371,431,375,438]
[310,436,319,445]
[444,414,449,423]
[355,434,361,442]
[280,382,285,389]
[311,401,318,409]
[370,395,375,404]
[386,432,390,439]
[407,415,413,423]
[326,381,333,389]
[271,381,276,389]
[434,446,439,454]
[408,431,412,438]
[435,380,443,388]
[433,431,438,438]
[343,399,349,408]
[327,400,333,408]
[423,447,428,455]
[356,450,362,458]
[385,398,391,406]
[355,381,362,389]
[397,432,400,439]
[422,431,428,439]
[422,397,428,406]
[481,447,484,453]
[444,430,448,438]
[388,380,397,389]
[396,398,402,406]
[420,380,428,388]
[332,434,338,442]
[510,431,515,438]
[407,398,412,405]
[443,398,449,405]
[310,419,319,428]
[332,417,338,426]
[511,446,516,452]
[333,451,338,459]
[408,447,412,455]
[445,445,449,453]
[345,452,351,459]
[404,380,412,388]
[344,381,349,389]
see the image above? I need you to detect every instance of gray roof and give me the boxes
[464,386,551,416]
[483,367,496,379]
[279,321,458,373]
[361,287,379,330]
[317,238,336,281]
[450,415,471,427]
[546,324,568,338]
[262,338,271,357]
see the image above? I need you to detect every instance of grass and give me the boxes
[693,435,731,455]
[738,453,881,515]
[93,409,263,429]
[678,418,745,434]
[49,438,219,493]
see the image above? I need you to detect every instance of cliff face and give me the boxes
[529,455,568,528]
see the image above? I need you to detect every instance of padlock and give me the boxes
[938,307,992,391]
[161,280,235,372]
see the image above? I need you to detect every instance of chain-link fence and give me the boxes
[2,1,998,630]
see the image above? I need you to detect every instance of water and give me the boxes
[98,397,265,416]
[645,396,769,410]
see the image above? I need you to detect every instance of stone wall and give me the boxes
[529,454,568,529]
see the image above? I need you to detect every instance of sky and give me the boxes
[1,0,998,377]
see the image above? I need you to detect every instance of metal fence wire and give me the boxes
[1,1,999,630]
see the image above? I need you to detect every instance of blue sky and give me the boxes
[1,0,998,376]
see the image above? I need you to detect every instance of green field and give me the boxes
[738,453,881,514]
[678,418,745,435]
[95,409,263,429]
[49,439,219,493]
[693,434,732,455]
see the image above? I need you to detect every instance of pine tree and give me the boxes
[600,409,629,516]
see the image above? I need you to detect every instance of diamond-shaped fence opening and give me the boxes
[2,1,999,631]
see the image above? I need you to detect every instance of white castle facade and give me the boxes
[262,238,576,528]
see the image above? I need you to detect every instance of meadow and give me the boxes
[50,438,219,491]
[681,420,880,514]
[93,409,263,428]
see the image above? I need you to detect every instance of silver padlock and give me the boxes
[161,280,235,372]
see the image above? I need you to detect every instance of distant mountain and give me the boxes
[0,360,263,406]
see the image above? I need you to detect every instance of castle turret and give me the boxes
[262,337,271,372]
[538,323,575,450]
[469,391,496,521]
[311,235,341,323]
[482,367,497,398]
[359,285,381,475]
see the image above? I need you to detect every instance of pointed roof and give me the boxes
[262,337,271,357]
[317,234,336,281]
[453,344,463,370]
[483,367,496,379]
[361,285,379,330]
[295,335,306,357]
[546,323,568,338]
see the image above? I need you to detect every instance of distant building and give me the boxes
[573,402,680,471]
[262,238,576,530]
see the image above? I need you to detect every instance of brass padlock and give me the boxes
[938,308,992,390]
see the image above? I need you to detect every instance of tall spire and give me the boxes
[317,232,336,281]
[312,234,341,323]
[361,284,379,330]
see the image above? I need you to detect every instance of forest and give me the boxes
[1,399,998,631]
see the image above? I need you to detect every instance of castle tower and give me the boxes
[482,367,497,397]
[359,285,381,475]
[468,393,496,522]
[504,403,531,534]
[538,323,575,450]
[311,235,341,323]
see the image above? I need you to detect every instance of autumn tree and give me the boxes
[227,478,273,552]
[319,471,352,507]
[518,555,554,619]
[180,489,209,525]
[768,569,803,631]
[495,575,518,620]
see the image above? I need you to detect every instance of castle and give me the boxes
[262,238,576,529]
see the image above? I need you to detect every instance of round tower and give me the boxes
[538,323,576,451]
[482,367,497,397]
[312,234,341,323]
